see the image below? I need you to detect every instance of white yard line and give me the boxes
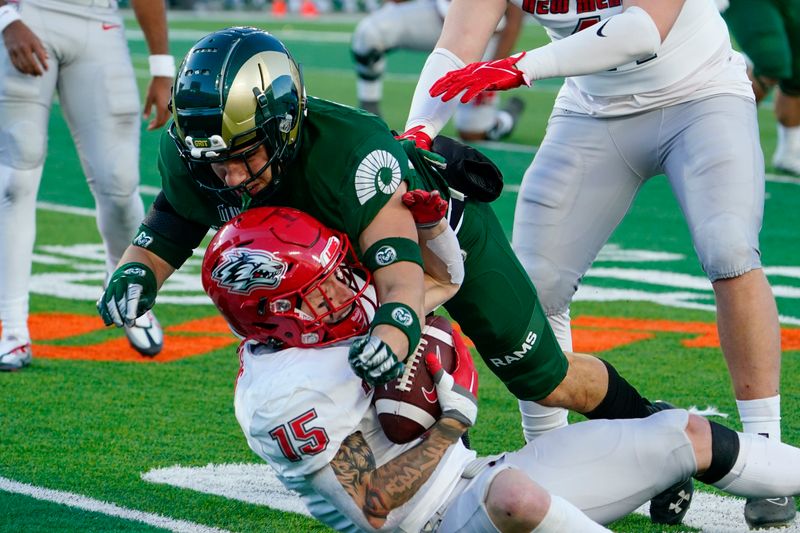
[0,476,231,533]
[142,463,800,532]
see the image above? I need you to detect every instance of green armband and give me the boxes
[362,237,423,272]
[132,224,194,269]
[370,302,422,356]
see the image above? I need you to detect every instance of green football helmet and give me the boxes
[169,27,306,206]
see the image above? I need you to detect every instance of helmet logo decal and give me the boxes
[374,246,397,267]
[212,248,288,294]
[354,150,401,205]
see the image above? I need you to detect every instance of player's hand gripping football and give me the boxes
[348,335,406,386]
[402,189,448,228]
[97,262,158,327]
[430,52,531,104]
[425,328,479,427]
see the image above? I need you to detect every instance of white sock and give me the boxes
[519,400,569,442]
[547,310,573,352]
[737,395,781,441]
[0,295,30,342]
[776,124,800,158]
[714,432,800,498]
[533,494,611,532]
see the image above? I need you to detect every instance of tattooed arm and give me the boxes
[330,418,467,529]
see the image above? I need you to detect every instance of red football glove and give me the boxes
[402,189,448,228]
[425,328,479,426]
[395,125,432,150]
[430,52,530,104]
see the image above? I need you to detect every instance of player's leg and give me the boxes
[351,0,442,117]
[661,93,793,527]
[444,201,655,422]
[505,410,697,524]
[0,2,59,370]
[772,0,800,175]
[58,13,162,356]
[437,459,609,532]
[509,109,647,438]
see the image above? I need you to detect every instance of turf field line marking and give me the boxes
[143,463,800,532]
[37,201,96,217]
[634,490,800,532]
[0,476,232,533]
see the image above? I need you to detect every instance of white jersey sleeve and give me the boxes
[510,0,753,115]
[234,341,373,479]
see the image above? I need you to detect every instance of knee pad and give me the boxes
[352,20,388,80]
[0,119,47,171]
[695,212,761,281]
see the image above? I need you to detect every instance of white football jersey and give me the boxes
[234,340,476,532]
[509,0,753,115]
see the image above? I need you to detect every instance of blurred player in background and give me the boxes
[352,0,525,141]
[0,0,172,370]
[402,0,792,527]
[722,0,800,176]
[207,206,800,533]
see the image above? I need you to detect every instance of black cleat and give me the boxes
[744,496,797,530]
[647,400,694,525]
[650,477,694,525]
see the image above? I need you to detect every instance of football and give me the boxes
[373,315,456,444]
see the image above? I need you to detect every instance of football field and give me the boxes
[2,13,800,532]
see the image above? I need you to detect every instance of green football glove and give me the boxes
[97,262,157,327]
[348,335,405,386]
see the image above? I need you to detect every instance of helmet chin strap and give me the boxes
[241,190,253,210]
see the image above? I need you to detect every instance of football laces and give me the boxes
[394,337,429,392]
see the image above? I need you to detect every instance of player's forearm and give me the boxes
[118,245,175,290]
[365,418,465,526]
[130,0,169,56]
[405,0,503,136]
[417,221,462,313]
[371,261,425,360]
[491,3,524,61]
[515,7,662,82]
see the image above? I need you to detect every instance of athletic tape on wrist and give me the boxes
[370,302,421,356]
[362,237,423,272]
[149,54,176,78]
[0,4,21,34]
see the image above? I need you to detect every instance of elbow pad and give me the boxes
[405,48,465,138]
[516,6,661,80]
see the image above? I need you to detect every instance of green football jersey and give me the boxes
[157,97,441,251]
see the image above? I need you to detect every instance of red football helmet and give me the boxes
[202,206,376,347]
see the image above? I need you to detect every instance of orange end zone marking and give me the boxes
[29,313,106,341]
[35,336,238,363]
[11,314,800,363]
[572,329,655,354]
[166,316,233,334]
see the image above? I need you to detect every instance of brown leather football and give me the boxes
[373,315,456,444]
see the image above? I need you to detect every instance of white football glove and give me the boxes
[424,329,479,427]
